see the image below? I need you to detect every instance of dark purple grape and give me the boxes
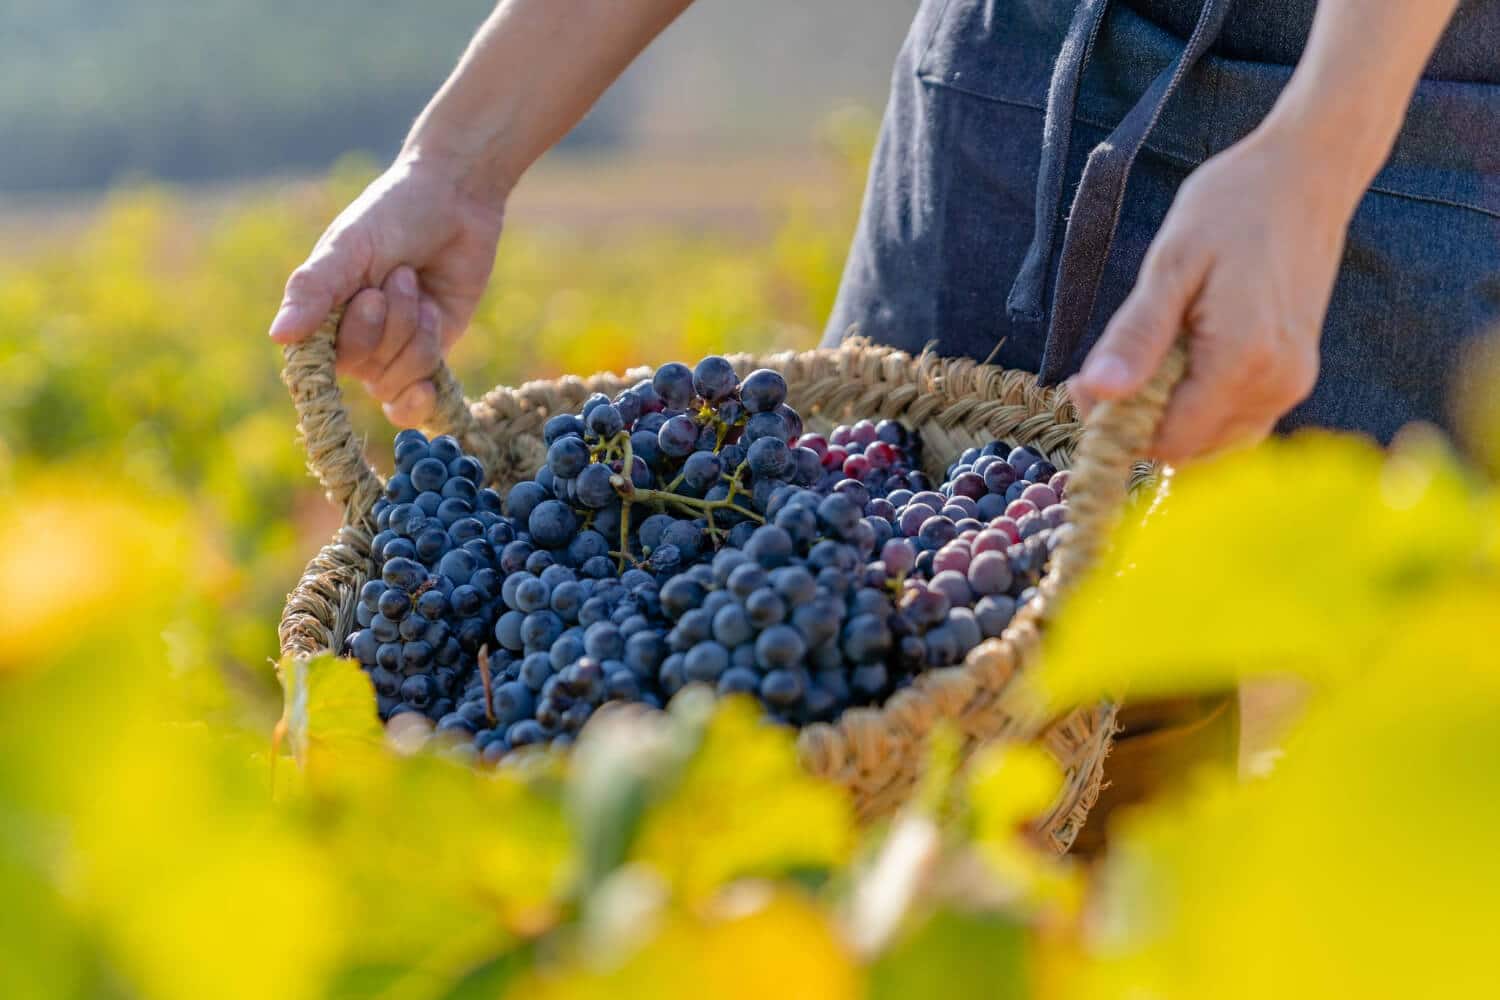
[816,493,862,540]
[740,369,788,414]
[658,415,700,459]
[527,500,578,550]
[681,450,723,491]
[747,437,790,479]
[653,363,696,409]
[547,436,590,479]
[950,472,986,500]
[968,550,1014,596]
[544,414,586,445]
[743,410,790,444]
[744,524,795,569]
[760,669,805,709]
[745,588,788,627]
[777,403,803,442]
[613,389,643,427]
[1007,445,1043,479]
[586,403,624,439]
[576,463,617,509]
[693,356,739,403]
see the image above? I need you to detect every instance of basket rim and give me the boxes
[279,333,1178,847]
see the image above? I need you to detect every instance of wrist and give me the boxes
[401,121,518,211]
[1256,75,1410,219]
[1248,103,1389,225]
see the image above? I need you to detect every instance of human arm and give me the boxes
[267,0,694,426]
[1072,0,1463,461]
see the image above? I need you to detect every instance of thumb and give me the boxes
[268,238,364,344]
[1078,240,1206,400]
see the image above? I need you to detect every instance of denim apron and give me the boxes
[825,0,1500,443]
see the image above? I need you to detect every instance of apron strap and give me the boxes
[1021,0,1236,384]
[1006,0,1114,323]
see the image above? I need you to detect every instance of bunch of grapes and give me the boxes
[797,418,930,498]
[871,440,1074,630]
[345,430,509,723]
[341,356,1081,764]
[518,357,830,575]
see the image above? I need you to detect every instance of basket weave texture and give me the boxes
[279,318,1181,853]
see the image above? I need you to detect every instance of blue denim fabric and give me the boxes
[825,0,1500,442]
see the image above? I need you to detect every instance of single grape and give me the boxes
[653,362,696,409]
[692,356,739,403]
[658,415,700,458]
[740,368,788,413]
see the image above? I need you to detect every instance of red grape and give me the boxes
[951,471,986,500]
[866,441,897,469]
[933,544,971,575]
[799,433,828,459]
[973,529,1011,553]
[1005,498,1039,520]
[1020,483,1059,509]
[843,454,872,480]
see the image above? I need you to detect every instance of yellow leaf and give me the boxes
[276,651,384,777]
[520,886,860,1000]
[0,470,222,673]
[629,698,853,901]
[1035,432,1486,709]
[964,744,1079,911]
[1059,592,1500,999]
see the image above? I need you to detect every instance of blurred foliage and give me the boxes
[3,418,1496,997]
[2,150,1499,997]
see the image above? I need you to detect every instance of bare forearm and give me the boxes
[1257,0,1462,213]
[403,0,694,204]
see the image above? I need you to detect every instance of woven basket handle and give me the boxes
[280,311,500,525]
[1038,340,1188,608]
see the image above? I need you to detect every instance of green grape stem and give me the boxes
[593,429,768,568]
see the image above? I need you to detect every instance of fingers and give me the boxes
[370,266,424,374]
[334,289,386,376]
[269,237,364,344]
[382,379,438,429]
[368,299,444,407]
[1079,233,1211,401]
[1065,376,1097,421]
[1150,373,1278,462]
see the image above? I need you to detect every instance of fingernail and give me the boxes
[360,294,385,324]
[1081,354,1130,392]
[420,300,442,336]
[395,267,417,296]
[268,302,301,338]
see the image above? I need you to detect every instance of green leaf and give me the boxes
[868,909,1028,1000]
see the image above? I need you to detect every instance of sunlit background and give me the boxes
[0,0,915,679]
[4,6,1499,999]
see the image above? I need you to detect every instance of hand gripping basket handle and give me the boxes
[1036,340,1187,615]
[279,311,498,525]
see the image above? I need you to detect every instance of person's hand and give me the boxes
[1071,126,1362,462]
[268,155,506,426]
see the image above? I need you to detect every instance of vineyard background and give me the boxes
[3,3,1497,997]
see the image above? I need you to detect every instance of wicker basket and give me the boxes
[279,316,1181,853]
